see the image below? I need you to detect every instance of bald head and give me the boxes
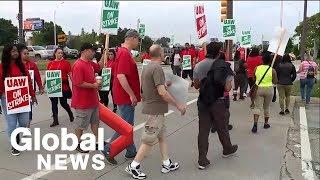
[149,44,164,59]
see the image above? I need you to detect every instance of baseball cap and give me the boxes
[80,43,97,52]
[125,30,140,39]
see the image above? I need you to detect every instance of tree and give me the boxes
[285,37,294,53]
[0,18,18,45]
[31,21,64,45]
[294,12,320,49]
[155,37,170,48]
[141,36,154,52]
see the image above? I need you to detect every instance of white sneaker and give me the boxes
[243,93,247,98]
[125,164,147,179]
[161,159,180,173]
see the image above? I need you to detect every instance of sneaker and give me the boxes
[285,109,290,114]
[125,154,136,160]
[198,160,211,170]
[243,93,247,98]
[222,145,238,158]
[263,123,271,129]
[11,147,20,156]
[239,97,245,100]
[76,144,89,153]
[125,164,147,179]
[100,150,118,165]
[161,159,180,173]
[228,124,233,130]
[210,128,217,133]
[279,111,285,115]
[251,125,257,133]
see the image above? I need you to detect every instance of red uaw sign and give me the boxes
[194,4,208,43]
[5,76,31,115]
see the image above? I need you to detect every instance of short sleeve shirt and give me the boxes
[71,59,99,109]
[141,61,168,115]
[47,59,72,91]
[113,47,141,105]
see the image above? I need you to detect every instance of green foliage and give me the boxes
[291,80,320,98]
[285,38,294,53]
[155,37,170,48]
[294,12,320,49]
[0,18,18,45]
[31,21,64,45]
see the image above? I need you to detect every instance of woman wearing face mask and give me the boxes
[18,44,44,127]
[44,48,74,127]
[0,44,36,156]
[98,49,117,112]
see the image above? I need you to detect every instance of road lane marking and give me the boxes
[299,107,316,180]
[22,98,198,180]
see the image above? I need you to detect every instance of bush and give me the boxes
[291,80,320,98]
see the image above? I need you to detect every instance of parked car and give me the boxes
[27,46,51,60]
[45,45,59,59]
[63,46,79,58]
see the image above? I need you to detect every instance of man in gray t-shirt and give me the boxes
[192,42,238,170]
[125,45,186,180]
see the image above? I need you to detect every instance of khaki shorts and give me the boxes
[74,107,100,130]
[141,115,166,145]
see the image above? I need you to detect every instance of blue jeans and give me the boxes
[105,104,136,157]
[300,78,315,104]
[1,95,30,142]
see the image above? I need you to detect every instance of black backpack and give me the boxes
[306,61,315,79]
[199,59,233,105]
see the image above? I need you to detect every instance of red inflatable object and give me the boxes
[99,103,133,158]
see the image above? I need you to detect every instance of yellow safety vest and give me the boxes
[255,65,273,87]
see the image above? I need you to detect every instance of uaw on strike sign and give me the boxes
[5,76,31,115]
[194,4,208,44]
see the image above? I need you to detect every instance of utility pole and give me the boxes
[300,0,308,61]
[226,0,233,61]
[18,0,24,44]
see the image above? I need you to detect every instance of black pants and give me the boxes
[99,89,117,109]
[182,69,193,80]
[234,74,246,98]
[248,77,255,89]
[172,66,182,77]
[198,99,233,165]
[49,96,73,121]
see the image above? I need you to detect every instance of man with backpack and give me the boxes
[193,42,238,170]
[297,52,318,107]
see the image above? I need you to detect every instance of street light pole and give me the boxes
[300,0,308,61]
[18,0,24,44]
[54,2,64,46]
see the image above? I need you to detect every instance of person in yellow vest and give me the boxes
[251,52,278,133]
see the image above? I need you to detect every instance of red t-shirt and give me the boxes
[246,56,263,78]
[71,59,99,109]
[89,61,101,74]
[24,59,43,90]
[47,59,71,91]
[141,53,151,60]
[181,48,197,68]
[113,47,141,105]
[0,63,35,97]
[198,49,206,62]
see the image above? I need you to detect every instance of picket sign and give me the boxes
[5,76,31,115]
[45,70,62,97]
[182,55,192,70]
[100,68,112,91]
[194,4,208,44]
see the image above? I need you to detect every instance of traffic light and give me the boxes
[221,0,228,22]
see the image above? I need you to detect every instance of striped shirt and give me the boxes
[298,61,318,79]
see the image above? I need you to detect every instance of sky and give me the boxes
[0,1,319,45]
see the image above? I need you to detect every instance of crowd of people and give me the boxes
[0,29,318,179]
